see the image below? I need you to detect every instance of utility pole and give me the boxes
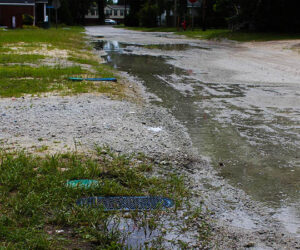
[124,0,127,17]
[202,0,207,31]
[174,0,177,28]
[191,2,194,30]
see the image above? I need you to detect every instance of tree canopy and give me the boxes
[56,0,300,32]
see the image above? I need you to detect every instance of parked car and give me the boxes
[105,19,117,25]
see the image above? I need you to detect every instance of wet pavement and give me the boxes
[87,26,300,237]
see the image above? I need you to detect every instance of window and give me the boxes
[91,8,96,16]
[106,10,110,15]
[120,10,124,16]
[114,10,118,16]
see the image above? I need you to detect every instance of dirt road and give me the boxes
[1,26,299,248]
[85,26,300,249]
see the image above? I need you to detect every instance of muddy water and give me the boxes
[95,40,300,235]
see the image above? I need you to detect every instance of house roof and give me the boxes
[106,5,129,10]
[0,0,41,5]
[187,0,202,8]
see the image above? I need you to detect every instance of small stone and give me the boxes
[59,168,68,172]
[244,242,255,248]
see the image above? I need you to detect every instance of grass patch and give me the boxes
[68,57,100,67]
[0,65,84,79]
[0,65,86,97]
[0,27,87,51]
[0,54,45,64]
[0,46,12,53]
[64,80,125,97]
[0,79,50,97]
[118,26,300,42]
[0,27,122,98]
[190,30,300,42]
[0,147,208,248]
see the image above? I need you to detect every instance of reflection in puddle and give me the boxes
[96,40,300,235]
[94,40,124,52]
[107,217,161,248]
[141,43,211,51]
[143,43,191,50]
[276,205,300,235]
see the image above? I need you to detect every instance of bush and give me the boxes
[139,2,158,27]
[22,14,34,25]
[22,25,39,29]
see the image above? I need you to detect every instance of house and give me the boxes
[85,4,130,25]
[187,0,202,16]
[0,0,48,28]
[160,0,202,26]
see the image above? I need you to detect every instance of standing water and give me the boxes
[94,39,300,236]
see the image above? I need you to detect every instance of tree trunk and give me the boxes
[202,0,207,31]
[98,0,105,25]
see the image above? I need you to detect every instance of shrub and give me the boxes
[22,14,34,25]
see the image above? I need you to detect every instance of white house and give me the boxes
[85,4,130,24]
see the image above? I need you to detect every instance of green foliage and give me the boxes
[58,0,94,25]
[22,14,34,26]
[123,0,300,32]
[125,0,143,26]
[214,0,300,32]
[139,1,159,27]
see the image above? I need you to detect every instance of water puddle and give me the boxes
[107,216,162,248]
[142,44,191,50]
[95,40,300,235]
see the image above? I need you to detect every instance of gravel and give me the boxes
[0,94,192,161]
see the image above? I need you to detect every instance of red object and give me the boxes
[189,0,197,3]
[182,20,187,31]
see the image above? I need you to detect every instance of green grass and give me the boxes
[68,56,100,67]
[0,54,45,64]
[0,65,86,97]
[64,80,124,97]
[0,148,199,249]
[0,27,87,50]
[0,65,83,79]
[118,26,300,42]
[0,27,122,98]
[183,29,300,42]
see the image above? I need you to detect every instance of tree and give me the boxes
[98,0,105,25]
[214,0,300,32]
[125,0,142,26]
[139,0,158,27]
